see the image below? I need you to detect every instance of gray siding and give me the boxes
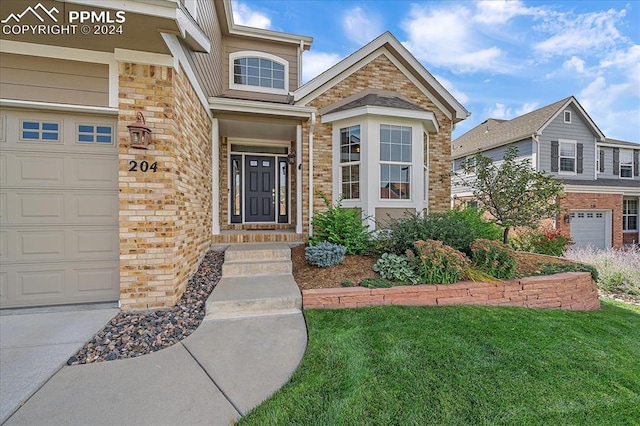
[599,146,640,181]
[0,53,109,107]
[538,104,598,180]
[184,0,225,97]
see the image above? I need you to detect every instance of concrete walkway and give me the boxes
[2,244,307,426]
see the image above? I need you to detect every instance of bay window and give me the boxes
[380,124,411,199]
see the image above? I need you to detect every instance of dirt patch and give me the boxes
[292,245,575,290]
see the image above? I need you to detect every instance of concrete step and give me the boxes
[221,259,292,277]
[224,243,290,263]
[205,275,302,321]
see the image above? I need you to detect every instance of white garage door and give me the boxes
[570,210,609,250]
[0,109,120,308]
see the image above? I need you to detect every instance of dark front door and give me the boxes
[245,156,275,222]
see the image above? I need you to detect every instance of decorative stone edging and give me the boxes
[302,272,600,311]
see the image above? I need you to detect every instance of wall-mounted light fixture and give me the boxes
[127,111,152,149]
[563,213,571,224]
[287,150,296,165]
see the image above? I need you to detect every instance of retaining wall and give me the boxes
[302,272,600,311]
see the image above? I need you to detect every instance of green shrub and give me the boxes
[372,253,419,284]
[471,239,516,279]
[360,277,394,289]
[310,192,373,255]
[534,262,599,282]
[511,228,571,256]
[341,280,355,287]
[406,240,470,284]
[305,242,346,268]
[379,207,502,256]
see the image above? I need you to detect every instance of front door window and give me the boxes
[230,151,289,224]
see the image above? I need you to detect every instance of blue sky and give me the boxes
[231,0,640,142]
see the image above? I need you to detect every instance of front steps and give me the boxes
[205,243,302,320]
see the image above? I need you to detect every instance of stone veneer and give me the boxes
[557,192,623,248]
[118,63,212,309]
[303,272,600,311]
[301,55,453,235]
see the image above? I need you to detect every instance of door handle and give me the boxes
[272,188,275,205]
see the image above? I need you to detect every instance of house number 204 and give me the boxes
[128,160,158,173]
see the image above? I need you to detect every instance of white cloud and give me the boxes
[562,56,586,74]
[488,103,512,119]
[473,0,536,24]
[433,75,469,104]
[302,51,343,83]
[515,102,539,115]
[402,4,509,73]
[342,7,382,45]
[232,1,271,29]
[487,101,539,119]
[534,9,627,58]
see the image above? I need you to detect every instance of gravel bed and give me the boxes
[68,249,224,365]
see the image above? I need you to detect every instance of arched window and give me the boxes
[230,51,289,94]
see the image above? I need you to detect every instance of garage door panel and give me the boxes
[18,268,66,299]
[0,230,7,260]
[0,153,7,185]
[76,267,119,293]
[18,230,65,258]
[0,271,8,303]
[75,229,118,257]
[16,154,65,185]
[74,157,118,187]
[74,193,118,221]
[18,192,65,221]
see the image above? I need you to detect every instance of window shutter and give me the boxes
[551,141,559,172]
[576,143,583,174]
[634,149,639,176]
[599,149,605,173]
[613,148,619,175]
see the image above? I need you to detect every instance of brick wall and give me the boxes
[302,54,453,234]
[118,63,212,309]
[303,272,600,311]
[557,192,623,248]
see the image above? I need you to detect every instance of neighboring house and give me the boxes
[451,96,640,250]
[0,0,468,309]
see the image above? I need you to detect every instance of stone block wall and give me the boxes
[118,63,212,309]
[557,192,623,248]
[302,54,453,234]
[302,272,600,311]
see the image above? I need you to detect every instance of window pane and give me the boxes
[78,134,94,142]
[380,164,410,199]
[401,145,411,162]
[380,142,391,161]
[626,200,638,214]
[628,216,638,231]
[273,70,284,80]
[247,58,259,67]
[340,125,361,163]
[273,63,284,72]
[621,165,633,178]
[560,143,575,156]
[560,158,575,172]
[42,132,58,140]
[620,150,633,163]
[22,122,39,130]
[380,125,391,143]
[96,136,112,143]
[79,125,94,133]
[42,122,58,131]
[390,144,401,162]
[23,131,39,139]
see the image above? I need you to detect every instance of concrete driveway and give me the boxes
[0,304,119,424]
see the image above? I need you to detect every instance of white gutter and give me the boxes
[308,112,316,236]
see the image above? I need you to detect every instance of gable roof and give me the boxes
[293,32,469,123]
[452,96,606,158]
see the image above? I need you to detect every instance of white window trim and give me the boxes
[619,149,634,179]
[564,110,572,123]
[558,139,577,175]
[623,199,638,232]
[339,125,362,201]
[229,51,289,95]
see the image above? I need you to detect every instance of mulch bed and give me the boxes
[67,250,224,365]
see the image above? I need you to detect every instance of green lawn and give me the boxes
[239,301,640,425]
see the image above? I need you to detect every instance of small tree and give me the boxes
[454,146,564,243]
